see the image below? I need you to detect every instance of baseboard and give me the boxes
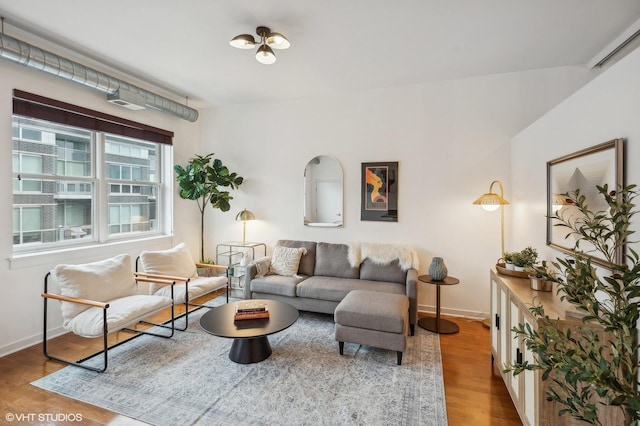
[418,303,488,321]
[0,326,66,358]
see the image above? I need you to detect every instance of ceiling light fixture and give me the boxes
[230,26,290,65]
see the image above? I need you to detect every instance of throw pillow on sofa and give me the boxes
[269,246,307,276]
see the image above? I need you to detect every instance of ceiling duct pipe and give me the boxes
[0,31,199,122]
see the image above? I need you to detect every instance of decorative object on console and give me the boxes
[508,184,639,425]
[546,138,624,267]
[174,153,244,261]
[428,257,448,281]
[495,247,537,278]
[235,208,256,244]
[361,162,398,222]
[473,180,510,257]
[230,26,290,65]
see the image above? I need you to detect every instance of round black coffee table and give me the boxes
[199,299,299,364]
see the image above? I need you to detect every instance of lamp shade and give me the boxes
[236,209,256,222]
[230,34,256,49]
[473,192,510,211]
[473,180,509,211]
[255,44,276,64]
[266,32,290,49]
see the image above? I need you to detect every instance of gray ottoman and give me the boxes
[334,290,410,365]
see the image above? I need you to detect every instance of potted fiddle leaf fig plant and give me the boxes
[505,184,640,425]
[174,153,244,262]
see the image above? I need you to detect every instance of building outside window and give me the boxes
[12,116,166,253]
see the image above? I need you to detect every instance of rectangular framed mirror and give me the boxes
[546,138,624,267]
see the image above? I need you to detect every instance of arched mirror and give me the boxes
[304,155,343,227]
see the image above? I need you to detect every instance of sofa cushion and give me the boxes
[276,240,317,276]
[53,254,136,324]
[314,242,359,279]
[359,258,407,284]
[296,276,405,302]
[250,274,308,298]
[270,246,307,276]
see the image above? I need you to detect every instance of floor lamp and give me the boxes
[473,180,509,328]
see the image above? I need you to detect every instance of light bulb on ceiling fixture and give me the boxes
[256,44,276,65]
[266,32,290,49]
[230,34,256,49]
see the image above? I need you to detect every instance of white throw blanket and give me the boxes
[348,242,419,271]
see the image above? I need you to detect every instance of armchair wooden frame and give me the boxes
[42,272,176,373]
[135,259,228,331]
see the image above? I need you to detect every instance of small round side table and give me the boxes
[418,275,460,334]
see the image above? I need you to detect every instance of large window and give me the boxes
[12,91,173,253]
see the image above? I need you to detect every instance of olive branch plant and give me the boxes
[505,184,640,425]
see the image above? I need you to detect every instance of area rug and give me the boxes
[32,296,448,425]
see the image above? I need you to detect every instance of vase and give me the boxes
[429,257,448,281]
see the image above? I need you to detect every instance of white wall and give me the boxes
[0,46,611,357]
[0,61,202,356]
[201,66,597,320]
[510,48,640,281]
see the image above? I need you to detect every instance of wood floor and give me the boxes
[0,296,521,425]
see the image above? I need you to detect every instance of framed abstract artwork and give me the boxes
[546,138,624,266]
[361,161,398,222]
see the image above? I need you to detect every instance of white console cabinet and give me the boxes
[490,269,624,426]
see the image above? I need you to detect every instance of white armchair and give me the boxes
[42,254,176,372]
[137,243,228,330]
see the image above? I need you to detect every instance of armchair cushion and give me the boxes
[53,254,136,324]
[139,243,198,293]
[152,276,227,303]
[65,294,172,338]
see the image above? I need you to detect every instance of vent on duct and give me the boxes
[0,31,199,122]
[107,89,147,110]
[587,18,640,69]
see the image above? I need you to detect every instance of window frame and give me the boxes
[11,90,174,256]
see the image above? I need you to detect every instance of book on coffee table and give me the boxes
[234,310,270,320]
[236,301,268,313]
[234,302,269,320]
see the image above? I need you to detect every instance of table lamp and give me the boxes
[235,209,255,244]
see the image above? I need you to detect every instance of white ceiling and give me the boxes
[1,1,640,109]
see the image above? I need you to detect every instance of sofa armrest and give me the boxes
[405,268,418,328]
[243,263,257,299]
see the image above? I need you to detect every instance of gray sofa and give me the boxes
[243,240,418,334]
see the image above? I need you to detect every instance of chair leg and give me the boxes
[43,296,110,373]
[397,351,403,365]
[339,341,344,355]
[410,324,415,336]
